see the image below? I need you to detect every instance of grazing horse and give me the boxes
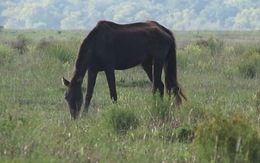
[63,20,186,119]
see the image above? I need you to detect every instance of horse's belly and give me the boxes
[115,50,150,69]
[115,61,140,70]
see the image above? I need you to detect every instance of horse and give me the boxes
[63,20,186,119]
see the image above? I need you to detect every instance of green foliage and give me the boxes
[231,44,248,56]
[150,96,173,123]
[193,112,260,162]
[196,36,224,56]
[175,127,194,142]
[181,102,208,126]
[238,46,260,78]
[105,106,139,134]
[9,34,30,54]
[0,44,14,66]
[1,1,260,30]
[36,38,77,63]
[151,97,196,143]
[178,44,214,71]
[160,126,195,143]
[0,30,259,162]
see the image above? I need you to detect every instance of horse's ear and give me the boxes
[62,77,70,87]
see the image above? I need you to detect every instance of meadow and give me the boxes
[0,29,259,162]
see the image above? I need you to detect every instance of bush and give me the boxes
[10,34,30,54]
[160,126,195,143]
[106,107,139,134]
[36,38,76,63]
[238,46,260,78]
[150,96,174,123]
[0,44,15,66]
[178,44,214,71]
[178,45,203,68]
[193,112,260,162]
[196,36,224,56]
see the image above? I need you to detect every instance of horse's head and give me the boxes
[62,77,83,120]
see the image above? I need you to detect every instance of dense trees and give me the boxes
[0,0,259,30]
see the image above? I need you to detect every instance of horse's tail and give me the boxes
[164,36,187,105]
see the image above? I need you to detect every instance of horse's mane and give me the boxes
[70,26,100,84]
[75,26,99,69]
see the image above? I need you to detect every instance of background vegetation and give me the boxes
[1,0,260,30]
[0,29,259,162]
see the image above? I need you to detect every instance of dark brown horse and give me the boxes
[63,20,186,119]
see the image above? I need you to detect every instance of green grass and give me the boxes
[0,29,260,162]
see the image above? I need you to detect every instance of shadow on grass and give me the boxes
[116,80,151,88]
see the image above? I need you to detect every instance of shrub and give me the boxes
[185,102,208,125]
[0,44,15,66]
[36,38,76,63]
[178,44,214,71]
[10,34,30,54]
[150,96,174,123]
[193,112,260,162]
[232,44,248,56]
[196,36,224,56]
[36,38,53,50]
[106,107,139,134]
[160,126,195,143]
[175,127,195,142]
[238,46,260,78]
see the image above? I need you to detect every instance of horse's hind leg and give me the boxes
[105,69,117,102]
[153,59,164,96]
[84,69,98,114]
[141,57,153,82]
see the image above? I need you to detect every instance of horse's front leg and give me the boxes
[83,69,98,115]
[105,69,117,102]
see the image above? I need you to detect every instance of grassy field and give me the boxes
[0,29,260,162]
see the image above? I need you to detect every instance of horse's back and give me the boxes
[95,20,171,36]
[88,20,174,70]
[94,20,172,47]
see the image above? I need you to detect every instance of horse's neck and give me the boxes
[70,42,90,85]
[70,29,94,85]
[70,68,86,85]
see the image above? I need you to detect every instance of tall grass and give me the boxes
[0,44,15,67]
[194,111,260,162]
[238,46,260,78]
[0,30,259,162]
[36,38,78,63]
